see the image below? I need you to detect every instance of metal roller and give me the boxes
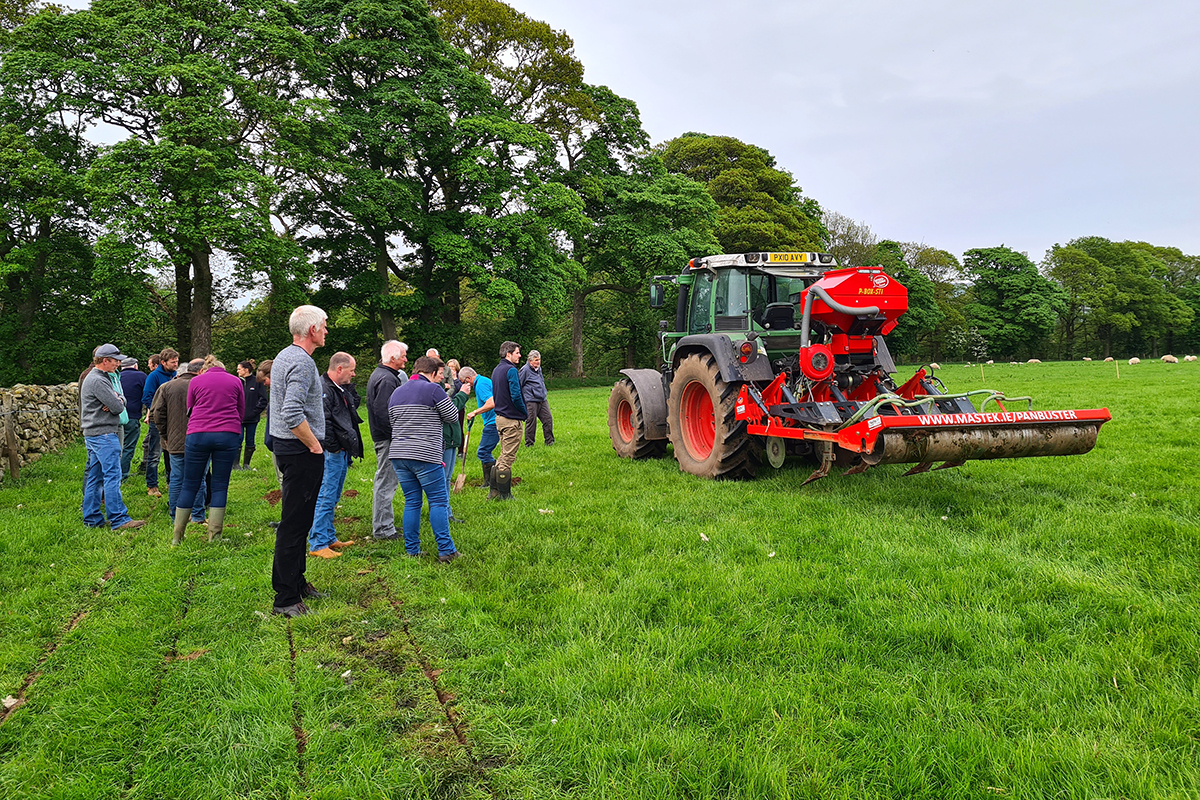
[861,423,1102,466]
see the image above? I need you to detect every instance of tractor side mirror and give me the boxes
[649,283,665,309]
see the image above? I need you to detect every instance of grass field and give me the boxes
[0,360,1197,799]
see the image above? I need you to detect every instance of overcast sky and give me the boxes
[509,0,1200,263]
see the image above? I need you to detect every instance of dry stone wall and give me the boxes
[0,383,81,481]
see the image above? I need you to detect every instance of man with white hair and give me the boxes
[519,350,554,447]
[366,339,408,540]
[268,305,329,617]
[425,348,439,358]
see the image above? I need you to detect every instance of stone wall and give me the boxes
[0,383,81,481]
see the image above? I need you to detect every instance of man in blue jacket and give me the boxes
[489,340,527,501]
[141,347,179,497]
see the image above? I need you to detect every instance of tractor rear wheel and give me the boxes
[608,378,667,459]
[667,353,762,479]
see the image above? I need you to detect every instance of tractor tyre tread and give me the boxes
[667,353,763,480]
[608,378,668,460]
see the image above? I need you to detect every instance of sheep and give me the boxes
[1128,357,1141,365]
[1027,359,1042,364]
[1161,355,1179,363]
[1083,357,1092,361]
[1185,355,1198,362]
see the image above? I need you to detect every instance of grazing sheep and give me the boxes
[1162,354,1179,363]
[1083,357,1092,361]
[986,360,994,365]
[1104,357,1114,362]
[1186,355,1198,362]
[1128,357,1141,365]
[1027,359,1042,364]
[929,362,941,370]
[1010,361,1019,365]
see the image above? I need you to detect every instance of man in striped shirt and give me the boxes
[387,355,461,562]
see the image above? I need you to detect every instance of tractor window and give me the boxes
[714,269,748,317]
[749,274,771,326]
[688,271,714,333]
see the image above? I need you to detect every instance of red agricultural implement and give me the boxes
[608,252,1111,483]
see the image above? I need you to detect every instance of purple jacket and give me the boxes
[186,367,245,435]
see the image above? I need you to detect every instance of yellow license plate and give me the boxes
[767,252,810,263]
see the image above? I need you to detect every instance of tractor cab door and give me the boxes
[712,268,749,332]
[687,270,715,334]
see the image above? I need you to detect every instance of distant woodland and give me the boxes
[2,0,1196,384]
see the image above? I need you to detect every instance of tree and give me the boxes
[660,133,825,253]
[962,246,1066,359]
[284,0,583,356]
[822,210,876,266]
[4,0,311,358]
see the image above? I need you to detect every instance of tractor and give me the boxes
[607,252,1111,483]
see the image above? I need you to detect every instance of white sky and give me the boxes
[55,0,1200,264]
[510,0,1200,262]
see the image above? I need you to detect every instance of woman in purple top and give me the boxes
[172,359,245,545]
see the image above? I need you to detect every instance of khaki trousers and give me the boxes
[495,416,522,472]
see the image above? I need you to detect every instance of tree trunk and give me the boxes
[190,242,213,357]
[13,217,50,374]
[375,247,396,342]
[173,251,192,359]
[571,288,585,378]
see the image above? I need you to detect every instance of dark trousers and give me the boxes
[178,431,240,509]
[524,400,554,445]
[272,450,324,608]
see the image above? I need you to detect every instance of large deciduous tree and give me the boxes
[962,246,1065,359]
[661,133,825,253]
[4,0,309,358]
[286,0,583,353]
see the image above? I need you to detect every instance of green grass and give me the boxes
[0,360,1197,799]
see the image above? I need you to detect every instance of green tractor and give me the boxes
[608,252,1110,483]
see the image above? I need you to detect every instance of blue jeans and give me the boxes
[83,434,132,528]
[309,449,351,552]
[178,431,240,510]
[168,452,207,522]
[120,418,141,480]
[443,447,457,517]
[391,458,455,557]
[477,423,498,466]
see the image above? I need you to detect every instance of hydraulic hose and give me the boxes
[800,284,882,348]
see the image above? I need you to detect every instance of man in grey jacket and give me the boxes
[80,344,145,530]
[268,305,329,618]
[519,350,554,447]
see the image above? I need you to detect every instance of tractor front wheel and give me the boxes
[667,353,762,480]
[608,378,668,459]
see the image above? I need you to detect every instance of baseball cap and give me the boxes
[120,357,138,369]
[94,343,128,361]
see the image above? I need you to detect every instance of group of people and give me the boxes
[79,345,273,544]
[78,305,557,619]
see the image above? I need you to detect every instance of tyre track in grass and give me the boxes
[285,620,308,789]
[368,564,473,755]
[0,548,125,726]
[122,573,198,797]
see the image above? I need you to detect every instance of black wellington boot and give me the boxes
[242,446,254,469]
[481,462,493,489]
[493,467,513,501]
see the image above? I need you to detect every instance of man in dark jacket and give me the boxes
[149,358,207,541]
[141,347,179,497]
[308,352,363,557]
[366,339,408,540]
[490,340,527,500]
[118,357,147,480]
[236,360,269,469]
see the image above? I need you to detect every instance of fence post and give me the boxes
[2,393,19,483]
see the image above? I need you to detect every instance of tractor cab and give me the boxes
[654,252,836,365]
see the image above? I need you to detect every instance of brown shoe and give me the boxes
[308,547,341,559]
[147,488,162,498]
[329,539,356,549]
[115,519,146,530]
